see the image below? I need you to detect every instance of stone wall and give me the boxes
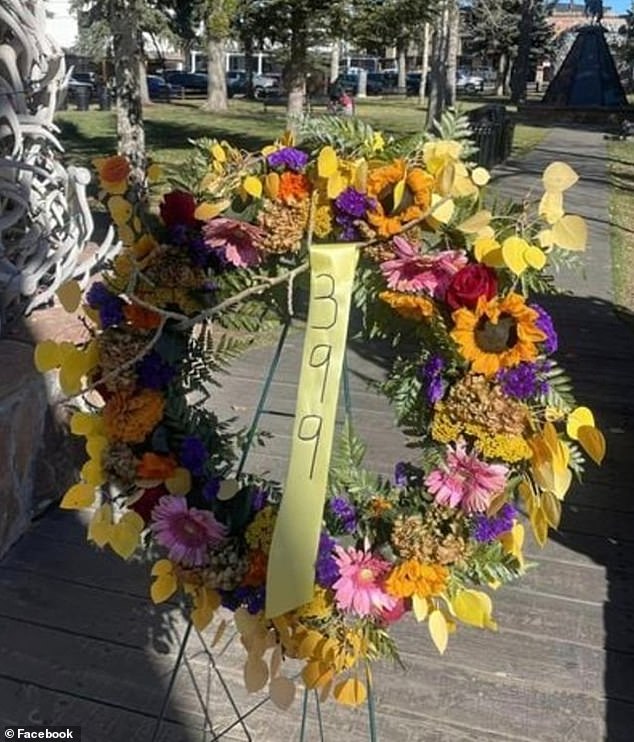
[0,336,80,558]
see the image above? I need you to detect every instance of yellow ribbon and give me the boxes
[265,242,359,618]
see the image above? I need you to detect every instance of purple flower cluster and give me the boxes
[419,355,446,403]
[394,461,408,486]
[334,187,375,241]
[315,532,339,588]
[136,351,176,390]
[86,282,124,328]
[267,147,309,171]
[531,303,558,354]
[202,477,220,502]
[221,585,265,614]
[251,487,268,512]
[472,503,518,542]
[497,361,548,400]
[329,496,357,533]
[180,435,207,476]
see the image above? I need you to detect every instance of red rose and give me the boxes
[446,264,498,310]
[159,190,198,228]
[129,484,168,524]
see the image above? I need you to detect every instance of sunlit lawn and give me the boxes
[607,139,634,322]
[55,95,547,171]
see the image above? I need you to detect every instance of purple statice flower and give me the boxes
[251,487,268,512]
[136,351,176,390]
[418,355,446,403]
[220,585,266,614]
[169,223,189,246]
[315,532,339,588]
[180,435,207,476]
[267,147,309,171]
[202,477,220,502]
[471,503,518,542]
[329,496,357,534]
[531,303,558,354]
[86,281,125,328]
[334,188,376,241]
[497,361,548,400]
[394,461,408,486]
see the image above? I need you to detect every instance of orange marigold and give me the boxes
[385,560,448,599]
[379,290,434,320]
[123,303,163,329]
[95,155,131,194]
[278,172,311,203]
[103,389,165,443]
[136,452,177,479]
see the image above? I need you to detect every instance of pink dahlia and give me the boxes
[332,545,396,617]
[380,236,468,297]
[425,440,508,513]
[151,496,227,567]
[202,217,265,268]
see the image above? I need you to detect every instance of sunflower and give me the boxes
[366,160,435,236]
[451,293,546,376]
[379,290,434,320]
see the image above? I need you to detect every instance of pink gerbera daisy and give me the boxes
[380,236,468,297]
[202,217,265,268]
[151,496,227,567]
[425,440,508,513]
[332,545,396,617]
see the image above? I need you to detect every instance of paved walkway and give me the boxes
[1,127,633,741]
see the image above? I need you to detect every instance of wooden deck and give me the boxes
[1,128,633,741]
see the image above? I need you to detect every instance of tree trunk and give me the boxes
[139,57,150,106]
[510,0,535,103]
[285,18,307,130]
[244,36,255,99]
[504,54,513,96]
[397,43,407,92]
[426,0,451,129]
[203,37,228,111]
[419,22,430,105]
[496,53,506,96]
[446,0,459,109]
[330,40,341,83]
[109,0,146,196]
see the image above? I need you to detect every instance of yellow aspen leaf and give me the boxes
[452,589,486,628]
[151,559,174,577]
[210,143,226,162]
[566,406,595,440]
[501,236,530,275]
[437,162,455,196]
[85,435,108,460]
[392,178,406,211]
[88,504,113,547]
[58,365,83,396]
[280,129,295,146]
[244,657,269,693]
[412,594,429,622]
[165,467,192,495]
[333,677,367,707]
[192,587,221,631]
[81,459,105,487]
[119,511,144,532]
[541,491,562,528]
[194,200,230,221]
[552,214,587,250]
[326,171,345,200]
[457,209,492,234]
[34,340,62,372]
[147,163,163,182]
[428,609,448,654]
[317,146,338,178]
[542,161,578,192]
[269,676,296,710]
[500,522,525,568]
[537,228,554,248]
[56,281,82,313]
[151,572,178,604]
[211,619,228,648]
[301,660,333,689]
[524,244,547,270]
[109,519,141,560]
[577,425,606,465]
[60,482,94,510]
[315,637,337,663]
[530,506,549,547]
[243,175,263,199]
[471,166,490,186]
[264,172,280,199]
[538,191,564,225]
[353,159,368,192]
[70,411,98,436]
[298,630,324,659]
[429,193,454,224]
[319,678,333,703]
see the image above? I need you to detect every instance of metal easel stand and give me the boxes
[151,318,378,741]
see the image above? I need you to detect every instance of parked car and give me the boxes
[227,71,280,98]
[66,76,94,108]
[163,71,208,95]
[456,71,484,94]
[146,75,183,101]
[405,72,430,97]
[334,72,384,96]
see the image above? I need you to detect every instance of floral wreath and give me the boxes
[35,114,605,709]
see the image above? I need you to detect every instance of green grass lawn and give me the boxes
[55,96,547,171]
[607,139,634,320]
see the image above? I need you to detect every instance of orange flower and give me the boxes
[95,155,131,194]
[385,560,448,599]
[103,389,165,443]
[450,293,546,376]
[242,550,267,587]
[278,172,310,203]
[379,290,434,320]
[136,452,177,480]
[124,303,162,329]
